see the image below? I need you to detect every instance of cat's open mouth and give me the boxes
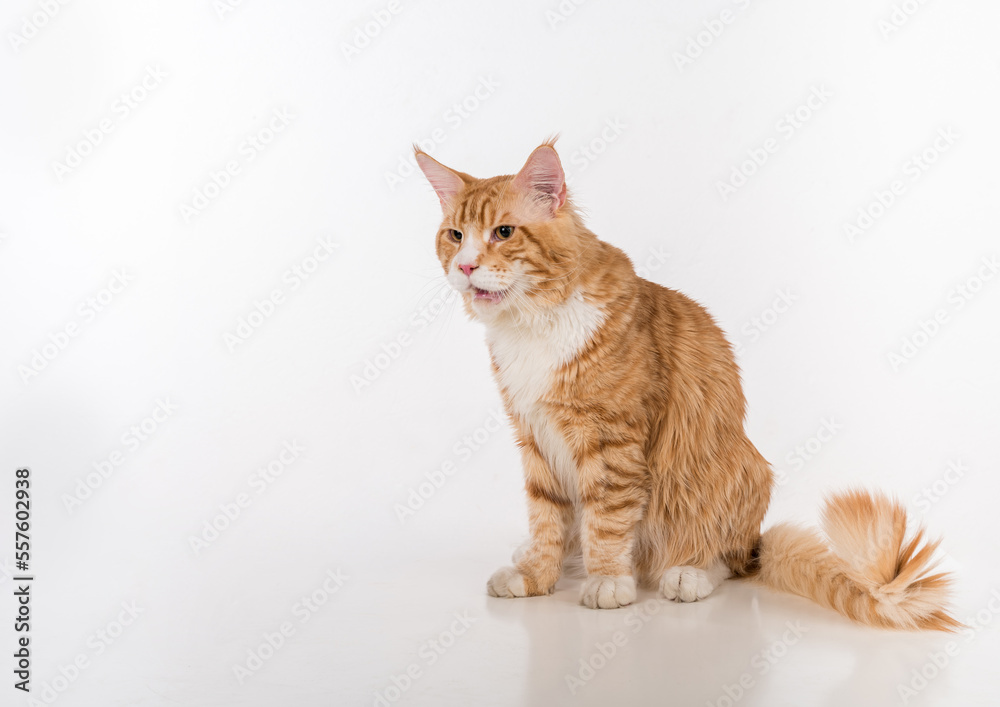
[472,287,505,303]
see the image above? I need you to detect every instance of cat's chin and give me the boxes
[466,287,513,322]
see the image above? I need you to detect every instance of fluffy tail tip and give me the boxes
[821,489,961,632]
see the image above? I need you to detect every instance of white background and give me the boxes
[2,0,999,705]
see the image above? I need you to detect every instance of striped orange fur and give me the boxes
[415,141,958,630]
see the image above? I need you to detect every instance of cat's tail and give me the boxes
[751,489,960,631]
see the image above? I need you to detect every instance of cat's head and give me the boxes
[415,142,588,322]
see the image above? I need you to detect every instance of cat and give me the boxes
[415,140,957,630]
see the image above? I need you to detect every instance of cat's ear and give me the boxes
[414,149,469,209]
[512,143,568,217]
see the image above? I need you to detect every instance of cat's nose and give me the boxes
[458,263,478,276]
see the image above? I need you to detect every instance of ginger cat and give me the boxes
[415,141,957,630]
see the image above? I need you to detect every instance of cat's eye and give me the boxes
[449,229,463,243]
[493,225,515,241]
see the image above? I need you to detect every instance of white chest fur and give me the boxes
[485,290,605,414]
[485,291,605,498]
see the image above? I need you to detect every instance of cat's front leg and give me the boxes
[578,443,648,609]
[488,435,574,598]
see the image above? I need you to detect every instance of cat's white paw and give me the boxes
[581,575,636,609]
[487,566,528,598]
[659,565,722,602]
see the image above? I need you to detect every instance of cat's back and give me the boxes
[636,277,728,341]
[632,275,744,407]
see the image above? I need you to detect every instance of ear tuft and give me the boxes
[512,143,567,217]
[414,150,468,209]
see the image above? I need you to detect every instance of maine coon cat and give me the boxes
[415,141,957,630]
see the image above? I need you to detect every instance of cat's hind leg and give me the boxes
[659,558,731,602]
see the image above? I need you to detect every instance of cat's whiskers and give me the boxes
[425,286,463,354]
[411,277,454,314]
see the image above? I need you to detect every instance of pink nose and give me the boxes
[459,263,478,276]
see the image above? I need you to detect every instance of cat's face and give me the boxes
[416,144,580,322]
